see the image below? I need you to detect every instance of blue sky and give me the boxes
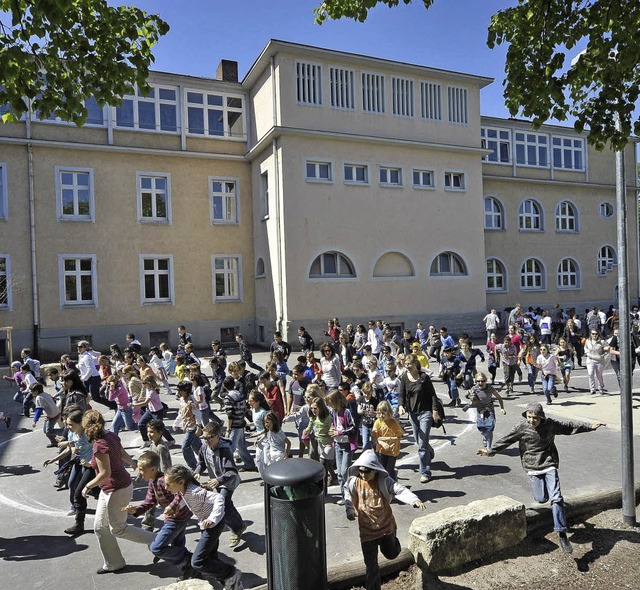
[130,0,520,120]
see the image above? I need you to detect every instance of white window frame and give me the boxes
[420,81,442,120]
[597,245,617,275]
[430,251,468,277]
[392,76,414,117]
[329,66,355,110]
[412,168,436,190]
[518,198,544,231]
[599,201,614,218]
[185,88,245,139]
[552,136,585,171]
[379,165,402,188]
[260,170,269,220]
[140,255,174,305]
[114,84,179,133]
[343,162,370,185]
[520,258,546,291]
[486,258,507,292]
[33,96,105,127]
[55,166,95,222]
[557,258,581,290]
[0,254,12,310]
[447,85,468,124]
[136,172,172,224]
[515,131,549,168]
[484,196,505,230]
[309,251,357,280]
[444,170,466,191]
[305,159,333,183]
[209,177,240,225]
[361,72,385,114]
[58,254,98,308]
[555,200,578,232]
[296,61,323,106]
[481,127,511,164]
[212,255,242,303]
[0,163,7,220]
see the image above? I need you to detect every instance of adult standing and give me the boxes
[482,309,501,344]
[78,341,115,410]
[320,343,342,390]
[177,325,192,355]
[81,410,154,574]
[398,354,440,484]
[583,329,609,395]
[367,320,382,355]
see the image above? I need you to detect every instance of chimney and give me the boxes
[216,60,238,83]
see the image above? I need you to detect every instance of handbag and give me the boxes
[333,434,349,443]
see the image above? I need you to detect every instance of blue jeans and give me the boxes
[139,408,174,443]
[528,468,567,532]
[334,443,353,496]
[191,519,235,581]
[526,365,538,389]
[476,412,495,451]
[219,487,245,534]
[181,428,203,470]
[361,423,373,451]
[443,377,459,400]
[229,427,256,470]
[540,374,556,403]
[111,407,136,435]
[150,518,190,566]
[408,411,433,477]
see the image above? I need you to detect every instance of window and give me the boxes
[59,255,97,307]
[344,163,369,184]
[599,202,614,218]
[520,258,545,290]
[329,66,355,109]
[140,256,173,304]
[137,173,171,223]
[213,256,241,301]
[186,90,244,138]
[515,132,548,167]
[255,258,266,278]
[557,258,580,289]
[597,245,617,275]
[420,81,442,120]
[379,166,402,187]
[296,61,322,106]
[33,96,104,126]
[309,252,356,278]
[0,255,11,309]
[260,171,269,219]
[56,167,94,221]
[0,163,7,219]
[392,77,414,117]
[553,136,584,170]
[115,85,178,132]
[555,201,578,232]
[444,171,465,190]
[412,169,435,189]
[484,196,504,230]
[481,127,511,163]
[306,160,332,182]
[430,252,468,276]
[486,258,506,292]
[518,199,543,231]
[210,178,238,224]
[447,86,468,124]
[362,72,385,113]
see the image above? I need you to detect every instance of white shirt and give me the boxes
[78,351,100,381]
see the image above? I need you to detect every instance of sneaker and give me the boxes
[455,399,462,407]
[67,509,77,516]
[445,400,456,407]
[5,416,11,429]
[223,568,243,590]
[564,384,569,392]
[553,390,558,398]
[229,524,247,548]
[546,401,552,405]
[558,532,573,554]
[64,522,85,536]
[139,440,151,449]
[590,390,596,395]
[336,499,345,506]
[420,474,432,484]
[596,390,604,396]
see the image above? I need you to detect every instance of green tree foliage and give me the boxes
[0,0,169,125]
[315,0,640,151]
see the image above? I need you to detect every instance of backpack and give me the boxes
[432,397,447,434]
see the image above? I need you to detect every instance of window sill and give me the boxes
[59,217,94,222]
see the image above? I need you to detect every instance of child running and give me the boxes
[371,401,404,479]
[255,410,290,477]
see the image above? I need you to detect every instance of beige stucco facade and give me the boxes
[0,40,637,360]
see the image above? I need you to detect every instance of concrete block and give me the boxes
[151,579,214,590]
[408,495,526,572]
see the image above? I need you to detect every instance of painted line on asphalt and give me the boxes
[0,490,68,517]
[0,430,34,448]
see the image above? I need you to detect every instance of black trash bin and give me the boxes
[263,458,327,590]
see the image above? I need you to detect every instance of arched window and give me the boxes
[430,251,467,276]
[255,257,265,278]
[309,251,356,278]
[557,258,580,289]
[518,198,543,231]
[597,245,617,275]
[599,202,614,218]
[486,258,506,291]
[520,258,545,290]
[372,252,415,278]
[484,196,504,230]
[555,201,578,232]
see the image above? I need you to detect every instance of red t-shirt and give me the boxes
[92,431,132,493]
[265,384,285,421]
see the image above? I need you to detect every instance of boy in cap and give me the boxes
[477,402,605,554]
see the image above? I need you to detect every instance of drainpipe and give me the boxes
[27,141,40,357]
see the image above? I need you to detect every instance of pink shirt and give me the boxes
[145,387,163,412]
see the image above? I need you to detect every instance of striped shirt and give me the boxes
[179,482,225,529]
[133,473,191,522]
